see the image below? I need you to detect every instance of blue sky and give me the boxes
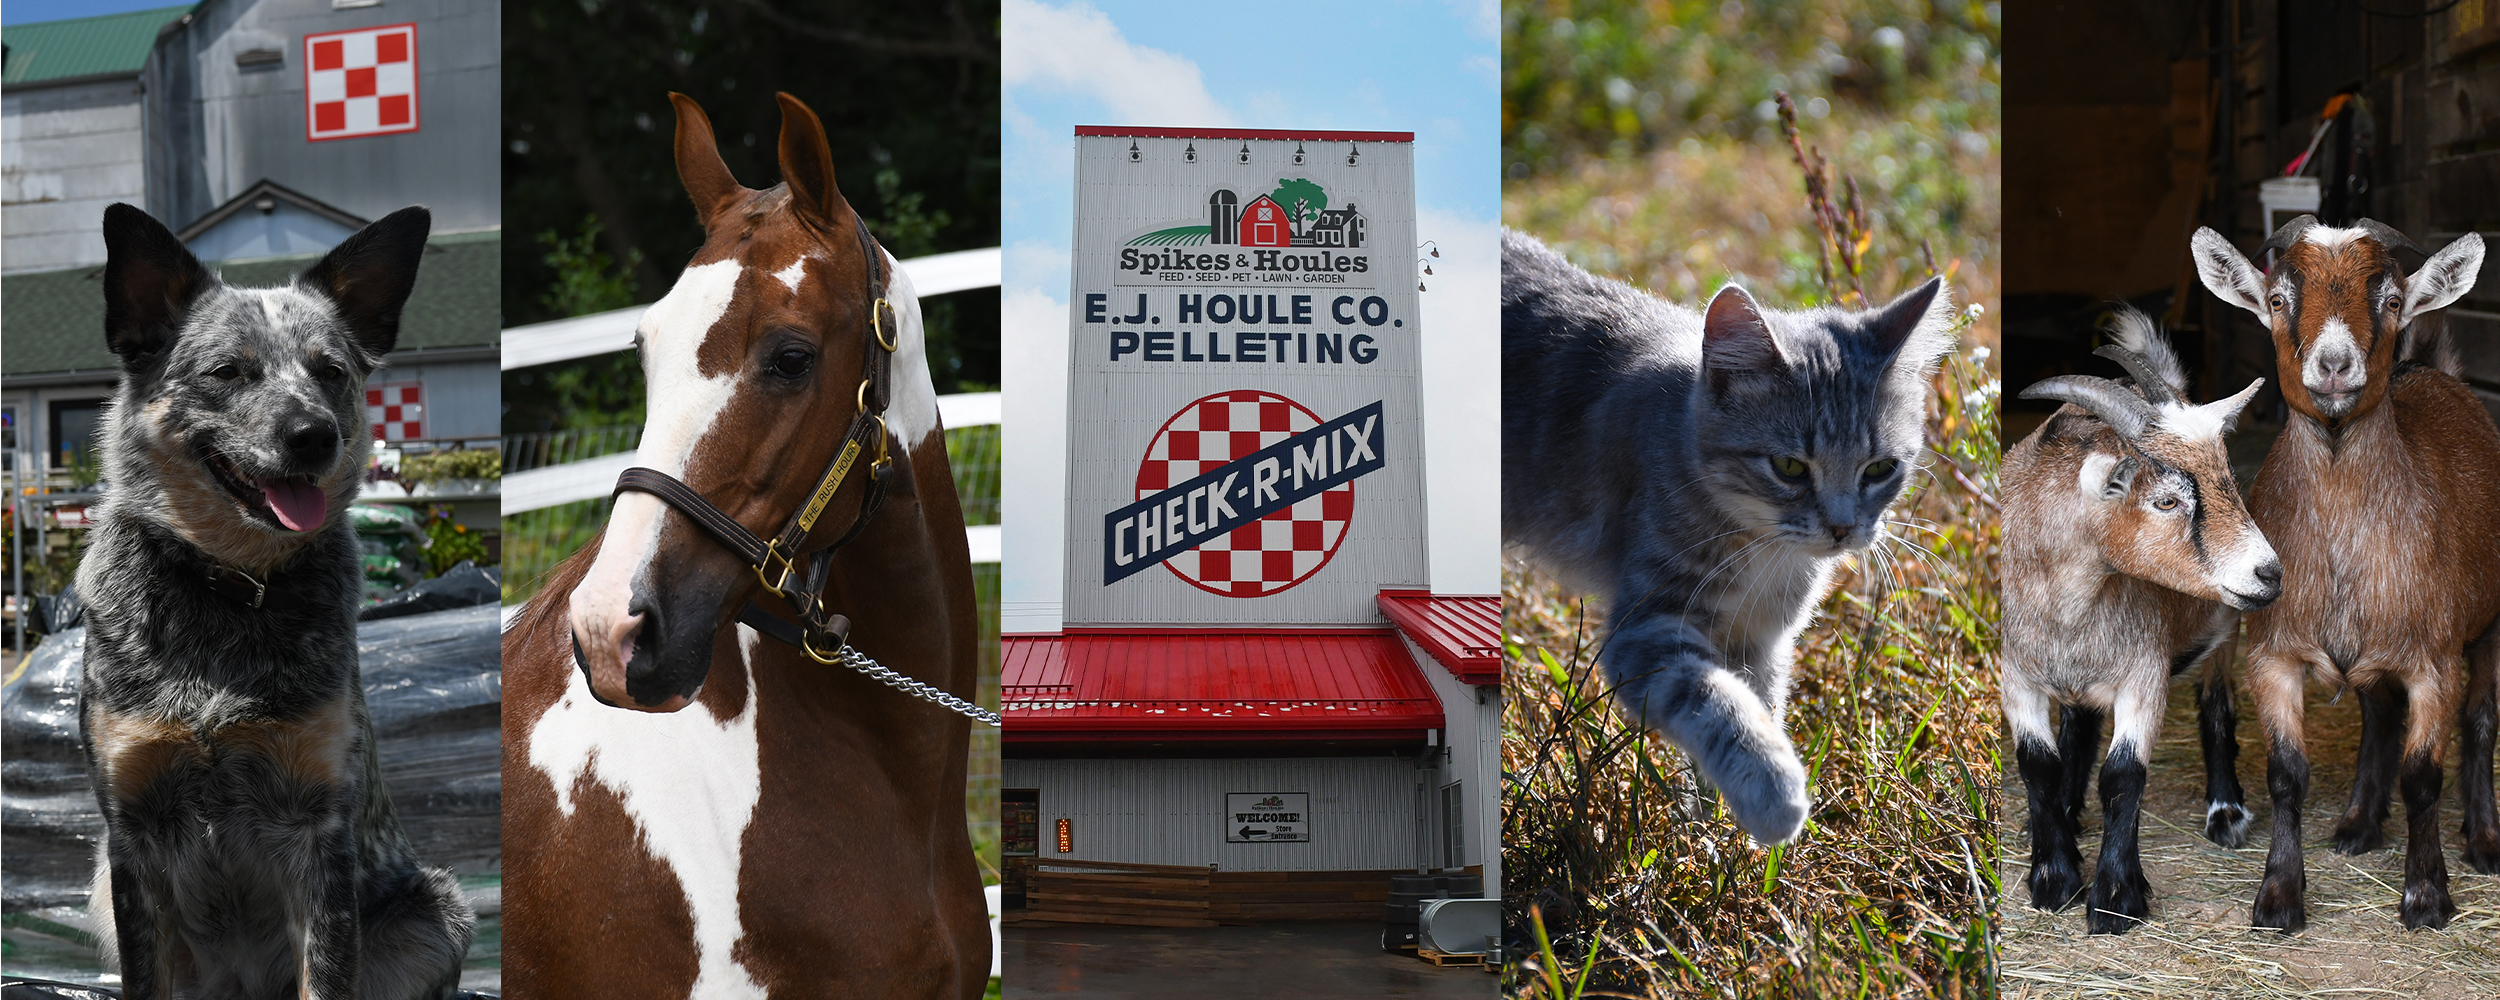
[998,0,1502,616]
[3,1,189,26]
[1001,0,1497,298]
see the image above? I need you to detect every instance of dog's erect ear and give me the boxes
[101,203,211,371]
[671,93,744,228]
[304,206,431,358]
[776,91,852,235]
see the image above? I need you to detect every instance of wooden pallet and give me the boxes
[1416,949,1484,968]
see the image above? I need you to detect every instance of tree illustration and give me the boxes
[1271,178,1327,236]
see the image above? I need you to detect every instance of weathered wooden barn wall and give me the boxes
[2010,1,2500,432]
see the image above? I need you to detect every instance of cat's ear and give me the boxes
[1703,284,1786,376]
[1870,276,1955,371]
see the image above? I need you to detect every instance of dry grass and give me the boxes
[1999,659,2500,999]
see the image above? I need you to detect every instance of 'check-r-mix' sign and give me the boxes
[1103,400,1386,584]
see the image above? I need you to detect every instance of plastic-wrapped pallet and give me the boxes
[0,602,500,981]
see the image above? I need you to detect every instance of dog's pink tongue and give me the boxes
[257,477,328,532]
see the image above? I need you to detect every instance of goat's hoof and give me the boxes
[2330,815,2387,855]
[2085,876,2150,935]
[2461,831,2500,875]
[2252,881,2306,934]
[2028,862,2085,912]
[2399,883,2455,930]
[2203,802,2249,848]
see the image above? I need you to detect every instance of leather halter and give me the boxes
[611,213,898,665]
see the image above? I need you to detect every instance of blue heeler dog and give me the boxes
[75,203,473,999]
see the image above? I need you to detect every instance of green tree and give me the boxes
[536,215,641,318]
[1271,178,1327,237]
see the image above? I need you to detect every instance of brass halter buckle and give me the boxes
[801,627,849,665]
[753,538,800,598]
[871,298,897,353]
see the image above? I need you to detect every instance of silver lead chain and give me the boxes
[832,645,1002,727]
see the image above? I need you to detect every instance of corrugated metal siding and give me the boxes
[1060,133,1429,627]
[2,80,148,274]
[146,0,499,236]
[1004,756,1427,872]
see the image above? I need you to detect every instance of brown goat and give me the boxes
[2192,215,2500,932]
[2006,309,2277,934]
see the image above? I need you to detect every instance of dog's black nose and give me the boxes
[282,414,339,468]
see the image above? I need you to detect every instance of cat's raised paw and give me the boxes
[1718,753,1810,845]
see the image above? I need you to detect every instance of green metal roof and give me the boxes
[1,230,501,380]
[1,5,194,88]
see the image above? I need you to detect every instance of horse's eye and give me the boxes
[771,348,815,379]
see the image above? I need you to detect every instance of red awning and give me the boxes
[1001,629,1445,742]
[1377,590,1500,686]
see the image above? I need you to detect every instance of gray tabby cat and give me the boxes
[1502,229,1956,843]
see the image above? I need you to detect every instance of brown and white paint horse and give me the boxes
[500,93,987,997]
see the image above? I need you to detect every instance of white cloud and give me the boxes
[999,286,1073,623]
[1002,0,1233,127]
[1439,0,1499,39]
[1003,238,1074,298]
[1414,206,1501,594]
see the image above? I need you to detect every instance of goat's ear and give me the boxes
[2192,226,2270,323]
[2197,377,2265,435]
[1702,283,1785,376]
[2079,452,2139,502]
[101,203,212,371]
[1870,276,1955,371]
[303,206,430,359]
[2401,232,2483,328]
[671,92,745,229]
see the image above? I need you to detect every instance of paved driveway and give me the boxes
[1004,921,1495,999]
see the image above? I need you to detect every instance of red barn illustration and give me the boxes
[1238,195,1292,247]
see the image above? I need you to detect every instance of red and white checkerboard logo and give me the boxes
[366,381,425,442]
[304,23,418,142]
[1132,390,1357,598]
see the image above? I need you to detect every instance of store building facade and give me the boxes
[1001,128,1497,925]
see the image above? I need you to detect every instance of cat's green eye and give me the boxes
[1771,455,1809,480]
[1863,458,1899,480]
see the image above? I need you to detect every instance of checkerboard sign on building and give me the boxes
[1063,129,1429,627]
[368,381,425,442]
[304,23,418,141]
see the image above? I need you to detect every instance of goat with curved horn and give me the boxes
[2352,218,2428,256]
[2006,306,2284,934]
[2093,345,2182,406]
[2020,375,2159,439]
[2261,214,2320,255]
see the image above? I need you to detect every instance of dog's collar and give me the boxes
[202,563,295,611]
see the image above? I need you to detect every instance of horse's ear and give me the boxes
[775,91,849,232]
[670,92,743,228]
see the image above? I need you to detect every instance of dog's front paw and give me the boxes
[1717,749,1809,845]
